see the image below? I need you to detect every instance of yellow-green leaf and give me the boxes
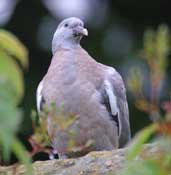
[0,29,28,69]
[12,138,33,175]
[127,124,158,160]
[0,50,24,104]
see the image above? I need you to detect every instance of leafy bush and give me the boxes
[120,25,171,175]
[0,30,32,174]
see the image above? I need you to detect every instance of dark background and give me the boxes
[2,0,171,138]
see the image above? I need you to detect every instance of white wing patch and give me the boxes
[104,80,122,137]
[36,80,43,113]
[104,80,118,116]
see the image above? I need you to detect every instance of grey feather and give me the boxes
[107,68,131,147]
[100,85,120,135]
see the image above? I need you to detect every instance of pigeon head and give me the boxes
[52,17,88,54]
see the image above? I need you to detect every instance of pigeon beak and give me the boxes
[73,26,88,37]
[82,28,88,36]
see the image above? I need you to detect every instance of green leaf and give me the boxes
[120,160,166,175]
[156,25,169,71]
[127,67,143,94]
[0,51,24,104]
[12,138,33,175]
[0,29,28,69]
[143,29,155,59]
[0,79,22,160]
[127,124,158,160]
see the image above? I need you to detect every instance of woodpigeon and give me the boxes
[36,17,131,158]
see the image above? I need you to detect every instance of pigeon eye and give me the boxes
[64,23,69,27]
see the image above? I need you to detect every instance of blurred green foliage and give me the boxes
[121,25,171,175]
[119,125,171,175]
[0,30,28,103]
[127,25,170,121]
[0,30,32,174]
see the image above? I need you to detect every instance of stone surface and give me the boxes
[0,144,159,175]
